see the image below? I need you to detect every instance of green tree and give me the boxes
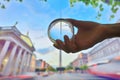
[70,0,120,20]
[80,65,88,70]
[47,66,56,72]
[65,65,73,70]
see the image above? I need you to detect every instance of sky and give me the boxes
[0,0,120,68]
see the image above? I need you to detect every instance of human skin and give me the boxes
[53,19,120,53]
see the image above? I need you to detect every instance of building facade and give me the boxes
[71,53,88,68]
[36,59,51,71]
[0,26,35,76]
[36,59,42,69]
[87,38,120,66]
[30,54,36,72]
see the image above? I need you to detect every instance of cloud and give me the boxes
[29,29,53,50]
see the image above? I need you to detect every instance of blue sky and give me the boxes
[0,0,120,67]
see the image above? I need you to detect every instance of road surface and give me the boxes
[37,72,109,80]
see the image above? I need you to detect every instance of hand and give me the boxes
[53,19,110,53]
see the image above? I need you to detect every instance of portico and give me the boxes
[0,26,35,76]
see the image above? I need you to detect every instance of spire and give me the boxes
[26,31,29,36]
[14,21,18,26]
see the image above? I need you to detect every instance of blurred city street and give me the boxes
[37,60,120,80]
[0,0,120,80]
[37,72,109,80]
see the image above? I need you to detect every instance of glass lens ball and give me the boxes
[48,18,74,43]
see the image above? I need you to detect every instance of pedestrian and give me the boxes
[53,18,120,53]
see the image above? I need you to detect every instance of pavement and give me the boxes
[0,72,37,80]
[0,75,35,80]
[0,71,54,80]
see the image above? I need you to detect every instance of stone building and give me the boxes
[71,53,88,68]
[0,26,35,76]
[87,38,120,66]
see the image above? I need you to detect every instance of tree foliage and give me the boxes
[65,65,73,70]
[70,0,120,20]
[80,65,88,70]
[47,66,56,72]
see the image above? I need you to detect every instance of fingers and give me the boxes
[64,35,73,52]
[55,40,64,49]
[53,43,60,49]
[53,39,70,53]
[53,35,81,53]
[74,34,81,49]
[69,35,81,52]
[64,35,80,53]
[64,35,70,47]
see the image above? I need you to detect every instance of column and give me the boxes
[23,53,29,72]
[13,48,23,75]
[2,44,18,75]
[24,53,31,72]
[19,51,27,74]
[27,54,32,72]
[0,40,11,67]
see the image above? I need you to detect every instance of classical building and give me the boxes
[87,38,120,66]
[71,53,88,68]
[30,54,36,72]
[0,26,35,76]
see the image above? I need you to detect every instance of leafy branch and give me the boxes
[70,0,120,20]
